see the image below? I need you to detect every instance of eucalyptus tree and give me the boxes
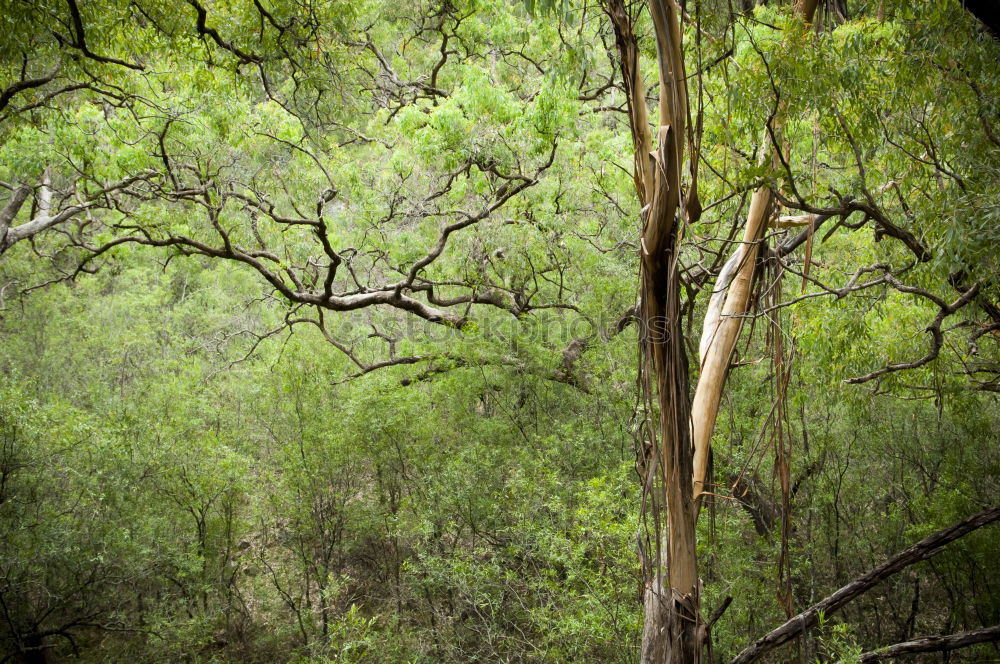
[601,0,1000,662]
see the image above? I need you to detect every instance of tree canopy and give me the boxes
[0,1,998,663]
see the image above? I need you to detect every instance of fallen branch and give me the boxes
[853,625,1000,663]
[730,505,1000,664]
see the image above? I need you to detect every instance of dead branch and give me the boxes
[730,505,1000,664]
[851,625,1000,663]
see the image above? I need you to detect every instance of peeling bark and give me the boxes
[605,0,703,659]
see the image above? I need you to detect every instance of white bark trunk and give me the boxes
[691,185,773,498]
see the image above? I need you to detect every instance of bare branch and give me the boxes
[730,505,1000,664]
[853,625,1000,663]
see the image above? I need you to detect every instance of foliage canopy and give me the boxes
[0,0,998,662]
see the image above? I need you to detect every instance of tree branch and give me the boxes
[187,0,262,64]
[0,185,31,242]
[0,66,60,114]
[730,505,1000,664]
[57,0,144,70]
[846,280,980,384]
[853,625,1000,663]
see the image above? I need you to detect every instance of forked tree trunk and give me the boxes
[605,1,818,662]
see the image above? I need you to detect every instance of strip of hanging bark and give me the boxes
[634,1,703,660]
[729,504,1000,664]
[775,212,836,256]
[604,0,653,205]
[800,216,815,293]
[853,625,1000,662]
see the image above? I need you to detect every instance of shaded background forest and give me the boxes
[0,0,998,662]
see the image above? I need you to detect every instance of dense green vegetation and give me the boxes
[0,0,997,662]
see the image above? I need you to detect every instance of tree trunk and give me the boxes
[635,1,703,661]
[608,0,822,660]
[691,0,817,498]
[691,184,772,498]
